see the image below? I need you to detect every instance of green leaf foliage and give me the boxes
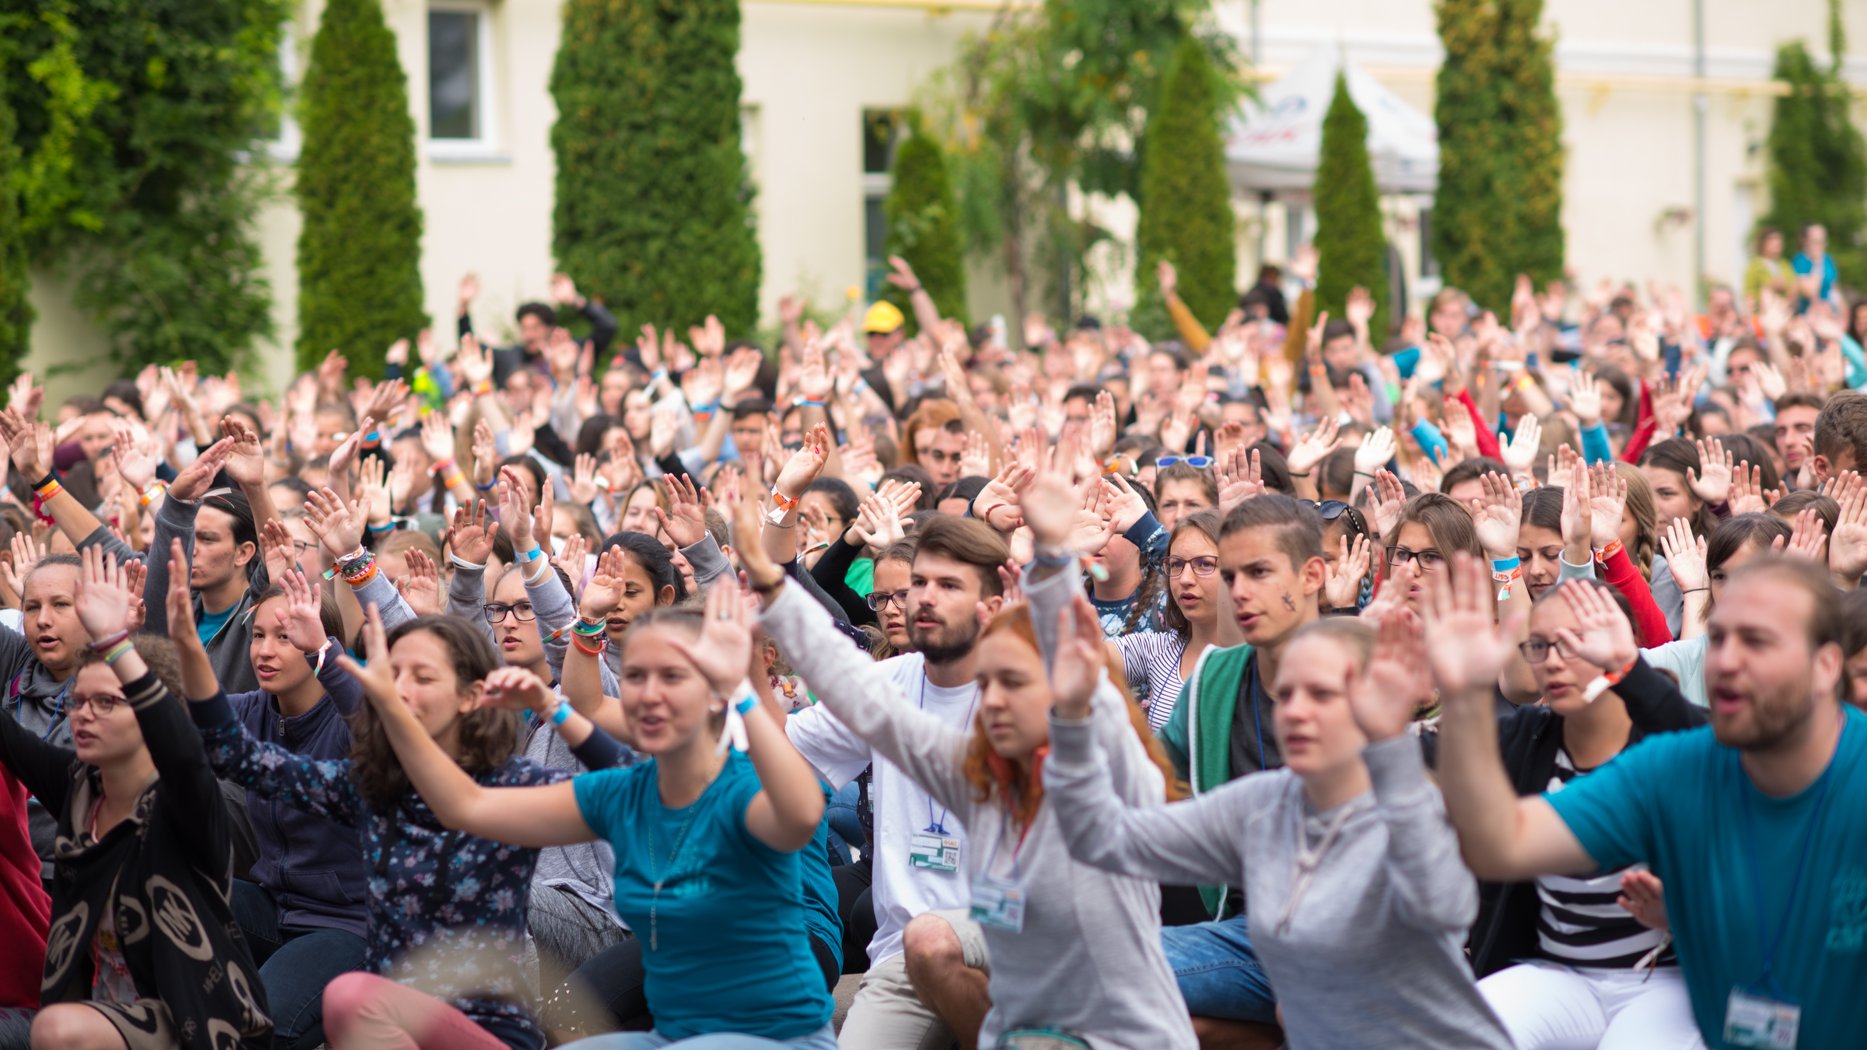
[0,67,31,381]
[1432,0,1564,313]
[1760,39,1867,288]
[294,0,426,379]
[1132,36,1236,339]
[2,0,286,375]
[1314,74,1386,340]
[882,127,968,331]
[552,0,760,342]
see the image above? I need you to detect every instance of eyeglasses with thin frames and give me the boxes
[1166,556,1220,578]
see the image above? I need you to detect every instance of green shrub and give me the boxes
[294,0,426,378]
[882,126,969,331]
[1760,37,1867,287]
[1132,35,1236,339]
[552,0,760,341]
[1314,74,1387,340]
[0,73,29,381]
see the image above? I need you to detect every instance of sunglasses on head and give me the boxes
[1312,500,1370,538]
[1156,455,1214,470]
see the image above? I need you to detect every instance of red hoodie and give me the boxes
[0,767,49,1009]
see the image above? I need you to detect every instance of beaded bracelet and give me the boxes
[343,560,379,588]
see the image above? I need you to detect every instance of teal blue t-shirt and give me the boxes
[573,752,834,1040]
[1546,707,1867,1047]
[197,603,236,647]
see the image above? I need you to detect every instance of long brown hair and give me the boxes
[349,616,518,810]
[961,604,1181,829]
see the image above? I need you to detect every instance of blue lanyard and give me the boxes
[1737,745,1837,995]
[918,671,978,835]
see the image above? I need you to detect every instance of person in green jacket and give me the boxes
[1155,493,1326,1045]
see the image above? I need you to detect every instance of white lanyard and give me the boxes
[1273,794,1370,935]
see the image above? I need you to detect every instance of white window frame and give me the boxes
[426,0,499,159]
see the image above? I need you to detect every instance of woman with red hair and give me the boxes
[752,467,1193,1050]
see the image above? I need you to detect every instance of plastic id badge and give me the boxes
[969,874,1026,932]
[1724,988,1800,1049]
[908,831,960,873]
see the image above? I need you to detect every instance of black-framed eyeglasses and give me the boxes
[1516,638,1576,663]
[291,540,318,555]
[1157,455,1214,469]
[1166,556,1220,578]
[484,602,536,623]
[865,589,910,612]
[1385,545,1447,572]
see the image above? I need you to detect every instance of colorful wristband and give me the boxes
[548,699,574,727]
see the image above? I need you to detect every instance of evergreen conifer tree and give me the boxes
[552,0,760,340]
[882,126,969,330]
[1760,34,1867,286]
[1314,73,1387,340]
[1132,36,1236,339]
[294,0,426,376]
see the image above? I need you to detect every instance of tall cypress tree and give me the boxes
[1760,37,1867,286]
[294,0,426,376]
[552,0,760,340]
[1496,0,1564,287]
[0,73,29,381]
[1314,74,1387,340]
[1132,35,1236,340]
[1432,0,1511,312]
[882,125,968,330]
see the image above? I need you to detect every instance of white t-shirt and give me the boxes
[785,651,978,964]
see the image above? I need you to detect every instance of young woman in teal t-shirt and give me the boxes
[343,576,834,1050]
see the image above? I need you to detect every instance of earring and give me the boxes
[709,703,726,716]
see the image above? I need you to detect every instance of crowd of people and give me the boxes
[0,234,1863,1050]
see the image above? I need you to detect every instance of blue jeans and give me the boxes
[1160,914,1277,1024]
[560,1024,838,1049]
[230,879,370,1050]
[825,780,865,865]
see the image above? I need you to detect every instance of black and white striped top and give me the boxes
[1114,631,1193,732]
[1534,748,1674,969]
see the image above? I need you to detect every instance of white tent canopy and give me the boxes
[1225,46,1439,196]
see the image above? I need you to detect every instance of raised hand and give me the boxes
[164,539,201,650]
[1017,467,1091,550]
[847,493,907,550]
[732,496,785,591]
[553,534,589,587]
[661,581,756,698]
[1660,517,1709,593]
[1469,472,1522,559]
[445,500,495,566]
[1366,468,1406,541]
[74,547,136,642]
[1551,579,1637,675]
[483,665,555,716]
[1728,460,1772,516]
[1499,415,1541,475]
[654,473,709,549]
[1286,416,1344,478]
[1419,554,1521,697]
[1217,446,1265,513]
[1325,532,1372,610]
[1,531,46,600]
[1569,372,1603,427]
[304,488,367,562]
[276,569,329,653]
[1440,397,1479,456]
[397,549,443,616]
[168,438,235,502]
[420,410,456,464]
[1561,458,1594,557]
[1829,473,1867,582]
[455,334,493,388]
[327,416,373,483]
[1686,437,1734,505]
[1050,594,1109,719]
[496,468,538,552]
[578,546,628,620]
[1784,508,1827,563]
[1586,464,1628,549]
[1354,426,1398,476]
[1353,610,1432,741]
[772,422,830,501]
[359,456,393,528]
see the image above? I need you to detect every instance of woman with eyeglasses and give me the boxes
[861,542,916,656]
[1112,511,1242,731]
[0,548,271,1050]
[1463,579,1704,1048]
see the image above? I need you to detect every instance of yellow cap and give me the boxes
[863,301,906,334]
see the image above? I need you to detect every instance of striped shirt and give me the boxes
[1114,631,1192,732]
[1534,748,1674,969]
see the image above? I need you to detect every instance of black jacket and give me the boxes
[1461,657,1708,977]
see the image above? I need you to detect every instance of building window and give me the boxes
[862,110,903,297]
[429,3,496,151]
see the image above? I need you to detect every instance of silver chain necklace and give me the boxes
[645,783,709,952]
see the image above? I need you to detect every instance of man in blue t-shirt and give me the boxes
[1432,556,1866,1049]
[1793,223,1839,313]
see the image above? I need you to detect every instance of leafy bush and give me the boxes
[1132,35,1237,338]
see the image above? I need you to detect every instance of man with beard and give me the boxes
[1433,556,1867,1047]
[784,516,1006,1049]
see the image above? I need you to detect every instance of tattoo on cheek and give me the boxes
[1281,592,1296,611]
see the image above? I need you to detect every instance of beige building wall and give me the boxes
[22,0,1865,402]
